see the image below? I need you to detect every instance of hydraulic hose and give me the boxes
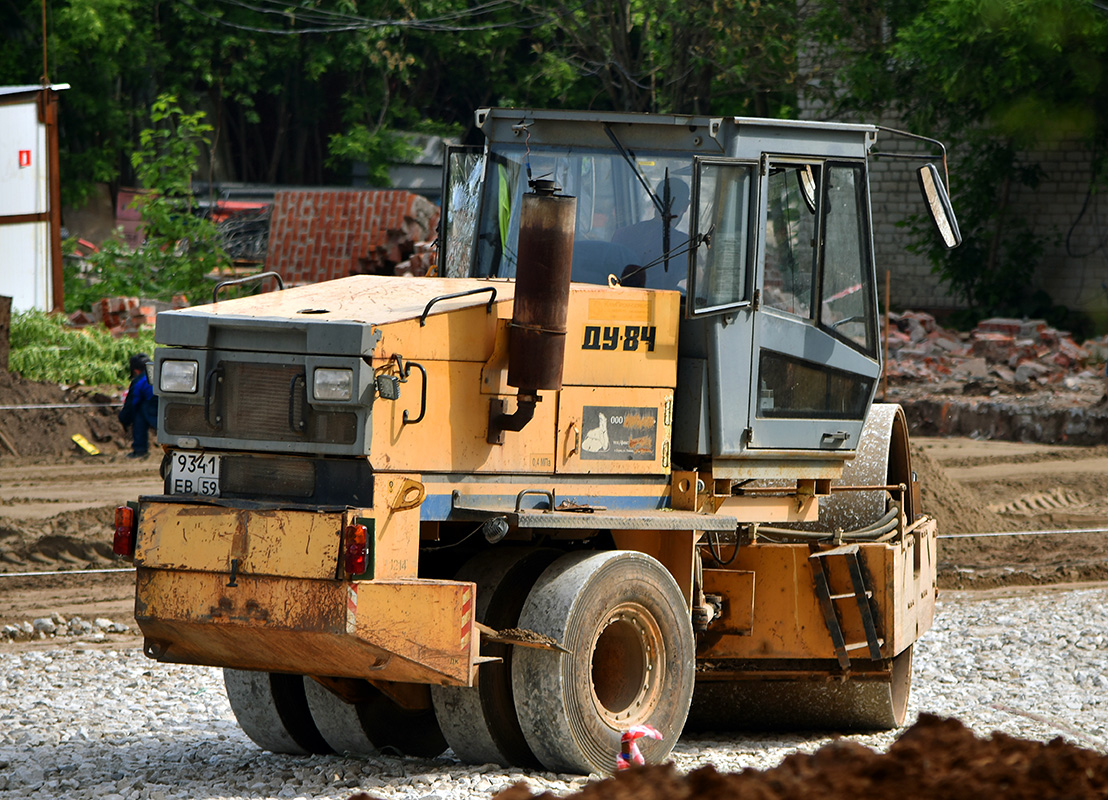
[755,505,902,543]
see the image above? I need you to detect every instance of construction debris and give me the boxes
[886,311,1103,392]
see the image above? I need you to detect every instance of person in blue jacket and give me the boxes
[118,353,157,458]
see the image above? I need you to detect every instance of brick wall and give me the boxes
[868,135,1108,318]
[265,189,440,284]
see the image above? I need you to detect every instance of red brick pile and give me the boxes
[886,311,1103,387]
[265,189,439,285]
[66,294,187,335]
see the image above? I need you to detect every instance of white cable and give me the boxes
[939,527,1108,539]
[0,567,135,579]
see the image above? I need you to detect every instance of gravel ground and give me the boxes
[1,587,1106,800]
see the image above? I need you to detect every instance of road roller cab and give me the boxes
[119,107,959,775]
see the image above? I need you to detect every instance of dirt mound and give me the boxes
[0,505,118,571]
[0,369,128,459]
[493,715,1108,800]
[912,444,1007,535]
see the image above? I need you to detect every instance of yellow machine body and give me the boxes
[123,108,956,773]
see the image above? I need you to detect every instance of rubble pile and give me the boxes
[394,240,437,278]
[886,311,1103,391]
[887,312,1108,444]
[66,294,187,335]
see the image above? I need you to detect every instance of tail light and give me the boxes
[113,505,137,559]
[343,523,369,576]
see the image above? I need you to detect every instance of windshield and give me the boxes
[467,143,694,291]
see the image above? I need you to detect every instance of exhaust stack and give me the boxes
[489,180,576,443]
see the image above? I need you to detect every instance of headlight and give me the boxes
[314,368,354,401]
[160,360,198,393]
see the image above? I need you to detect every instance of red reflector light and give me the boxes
[113,506,136,558]
[344,523,368,576]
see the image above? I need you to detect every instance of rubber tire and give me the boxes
[431,547,558,768]
[512,550,695,775]
[353,687,447,758]
[303,677,377,755]
[223,669,333,754]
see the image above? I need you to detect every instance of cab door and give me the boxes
[746,158,879,451]
[685,158,758,457]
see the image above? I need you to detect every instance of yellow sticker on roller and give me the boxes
[587,298,651,322]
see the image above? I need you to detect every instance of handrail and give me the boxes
[419,286,497,326]
[212,271,285,303]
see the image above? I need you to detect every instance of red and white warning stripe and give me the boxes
[460,586,473,651]
[346,583,358,634]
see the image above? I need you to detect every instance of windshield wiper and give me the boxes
[603,125,676,272]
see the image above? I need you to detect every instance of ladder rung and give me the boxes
[829,591,873,600]
[844,639,885,652]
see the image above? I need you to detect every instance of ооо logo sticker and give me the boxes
[580,406,657,461]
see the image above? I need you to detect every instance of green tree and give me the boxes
[812,0,1108,320]
[66,94,228,310]
[519,0,803,116]
[0,0,158,205]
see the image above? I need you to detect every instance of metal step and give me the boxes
[809,543,884,668]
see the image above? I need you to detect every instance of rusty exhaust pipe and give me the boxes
[489,180,576,443]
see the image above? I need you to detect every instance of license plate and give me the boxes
[169,452,221,497]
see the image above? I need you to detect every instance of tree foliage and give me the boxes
[4,0,1105,323]
[65,95,229,311]
[811,0,1108,321]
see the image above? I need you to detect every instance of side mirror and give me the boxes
[917,163,961,249]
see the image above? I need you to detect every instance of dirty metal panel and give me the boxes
[134,568,477,686]
[611,529,702,609]
[890,517,937,653]
[370,294,511,365]
[367,475,421,580]
[136,503,343,580]
[352,580,479,686]
[562,286,680,389]
[718,493,819,523]
[701,568,755,635]
[711,454,848,482]
[512,507,737,531]
[478,107,722,154]
[556,386,673,475]
[368,361,558,475]
[419,472,671,521]
[169,275,511,326]
[695,541,900,662]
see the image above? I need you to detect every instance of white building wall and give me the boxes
[0,93,52,312]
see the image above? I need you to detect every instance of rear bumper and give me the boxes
[134,566,478,686]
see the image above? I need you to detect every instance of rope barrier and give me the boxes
[938,527,1108,539]
[0,403,121,410]
[0,567,135,579]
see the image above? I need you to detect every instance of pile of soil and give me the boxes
[492,715,1108,800]
[912,445,1007,535]
[0,369,129,459]
[0,505,119,569]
